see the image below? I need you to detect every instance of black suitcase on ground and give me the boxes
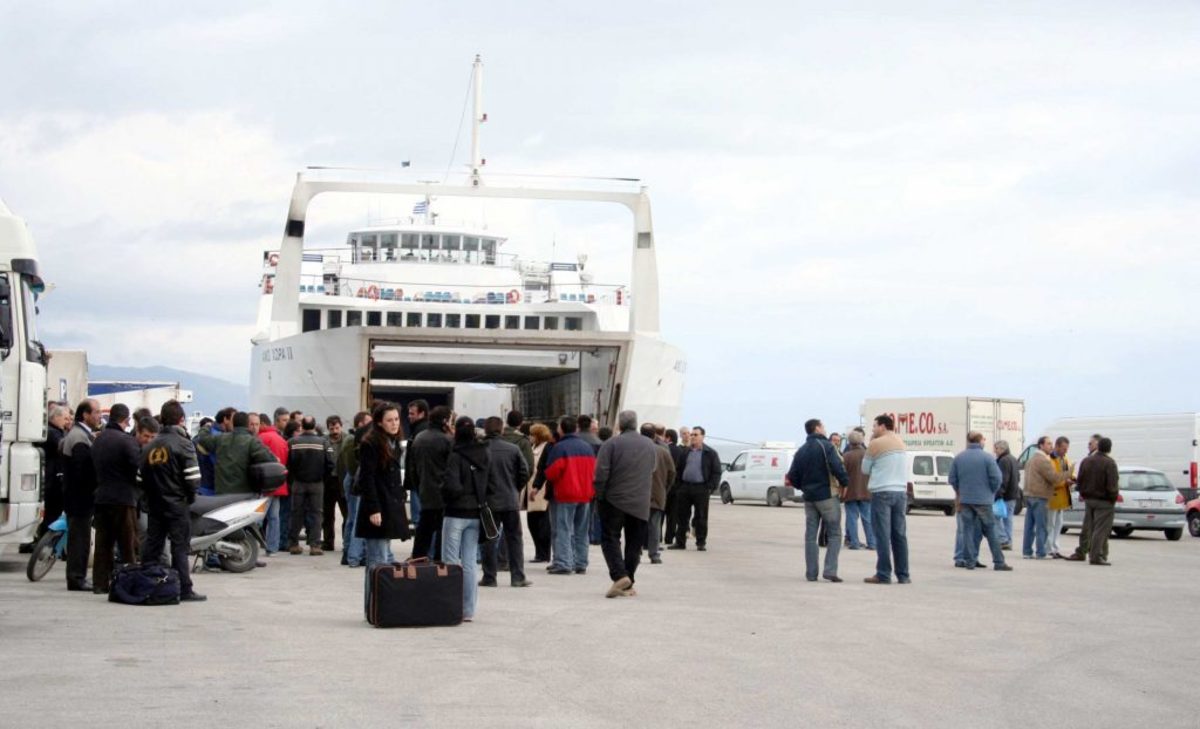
[367,559,463,627]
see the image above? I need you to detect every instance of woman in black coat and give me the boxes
[356,402,410,615]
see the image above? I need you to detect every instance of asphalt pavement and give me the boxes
[1,500,1195,728]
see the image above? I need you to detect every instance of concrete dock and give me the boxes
[1,502,1195,728]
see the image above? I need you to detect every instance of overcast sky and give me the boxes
[2,1,1198,444]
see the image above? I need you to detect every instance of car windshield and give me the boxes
[1119,472,1174,492]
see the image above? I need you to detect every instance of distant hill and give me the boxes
[89,364,248,418]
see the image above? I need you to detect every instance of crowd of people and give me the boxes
[31,395,730,620]
[32,398,1122,621]
[791,416,1121,585]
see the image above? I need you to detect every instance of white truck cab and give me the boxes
[719,444,797,507]
[905,450,956,516]
[0,199,49,547]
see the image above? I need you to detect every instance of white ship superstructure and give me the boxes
[249,56,685,428]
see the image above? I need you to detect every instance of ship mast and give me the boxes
[469,54,485,187]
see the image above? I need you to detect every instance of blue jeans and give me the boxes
[870,491,909,582]
[844,500,874,548]
[264,496,281,552]
[362,538,394,616]
[551,502,591,571]
[409,489,422,529]
[343,475,366,566]
[804,498,842,580]
[441,516,480,619]
[953,510,967,563]
[961,504,1005,567]
[1022,497,1048,558]
[277,495,291,545]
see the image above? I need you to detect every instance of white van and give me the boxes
[905,450,956,516]
[718,447,797,507]
[1041,414,1200,497]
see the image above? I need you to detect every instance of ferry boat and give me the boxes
[249,57,686,429]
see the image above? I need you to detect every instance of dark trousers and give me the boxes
[1080,499,1115,563]
[673,484,709,547]
[142,507,193,595]
[411,506,443,561]
[663,490,678,543]
[93,504,139,590]
[289,482,323,547]
[37,480,64,539]
[482,510,526,583]
[598,500,647,583]
[321,478,347,549]
[527,510,551,561]
[65,511,93,587]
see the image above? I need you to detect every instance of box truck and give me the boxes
[860,397,1026,455]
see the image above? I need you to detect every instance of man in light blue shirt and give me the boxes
[862,414,910,584]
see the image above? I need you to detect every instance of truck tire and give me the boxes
[1164,528,1183,541]
[767,488,782,507]
[720,484,733,505]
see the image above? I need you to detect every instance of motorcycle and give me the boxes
[189,493,269,573]
[25,494,269,580]
[26,513,68,582]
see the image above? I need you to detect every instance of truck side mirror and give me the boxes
[0,276,12,352]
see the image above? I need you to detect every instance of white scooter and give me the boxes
[189,494,269,573]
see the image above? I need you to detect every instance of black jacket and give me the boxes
[287,431,334,484]
[674,443,723,493]
[997,452,1021,501]
[61,422,98,516]
[137,425,200,512]
[442,440,492,518]
[787,433,849,503]
[92,421,142,507]
[1076,452,1120,503]
[355,438,410,540]
[38,424,66,499]
[403,418,429,491]
[532,440,554,501]
[410,427,452,511]
[485,435,529,512]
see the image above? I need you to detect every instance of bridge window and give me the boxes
[328,310,343,329]
[302,309,321,333]
[387,312,403,326]
[406,312,421,327]
[347,310,363,327]
[485,314,500,330]
[446,313,461,328]
[465,313,481,328]
[421,234,437,251]
[543,316,558,331]
[427,313,442,328]
[565,316,583,331]
[367,311,382,327]
[524,316,540,330]
[505,315,520,330]
[482,238,496,264]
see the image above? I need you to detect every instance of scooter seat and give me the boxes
[191,493,259,516]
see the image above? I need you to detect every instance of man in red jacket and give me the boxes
[253,411,289,554]
[544,416,597,575]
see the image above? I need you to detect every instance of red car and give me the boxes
[1187,497,1200,538]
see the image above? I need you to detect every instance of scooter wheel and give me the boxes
[217,531,260,573]
[26,530,63,582]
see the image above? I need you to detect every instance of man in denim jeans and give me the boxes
[993,440,1021,549]
[788,419,849,583]
[862,414,910,584]
[1022,436,1068,559]
[543,417,597,575]
[338,411,372,567]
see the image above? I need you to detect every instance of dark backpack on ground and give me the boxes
[109,563,181,606]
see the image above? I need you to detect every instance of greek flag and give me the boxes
[412,201,428,215]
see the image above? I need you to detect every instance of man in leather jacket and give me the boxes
[138,400,205,602]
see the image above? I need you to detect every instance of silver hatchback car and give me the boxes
[1062,466,1186,541]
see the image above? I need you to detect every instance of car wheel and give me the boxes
[1061,526,1069,535]
[720,484,733,505]
[1188,512,1200,538]
[942,506,955,517]
[1164,528,1183,542]
[767,488,782,507]
[1113,527,1134,539]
